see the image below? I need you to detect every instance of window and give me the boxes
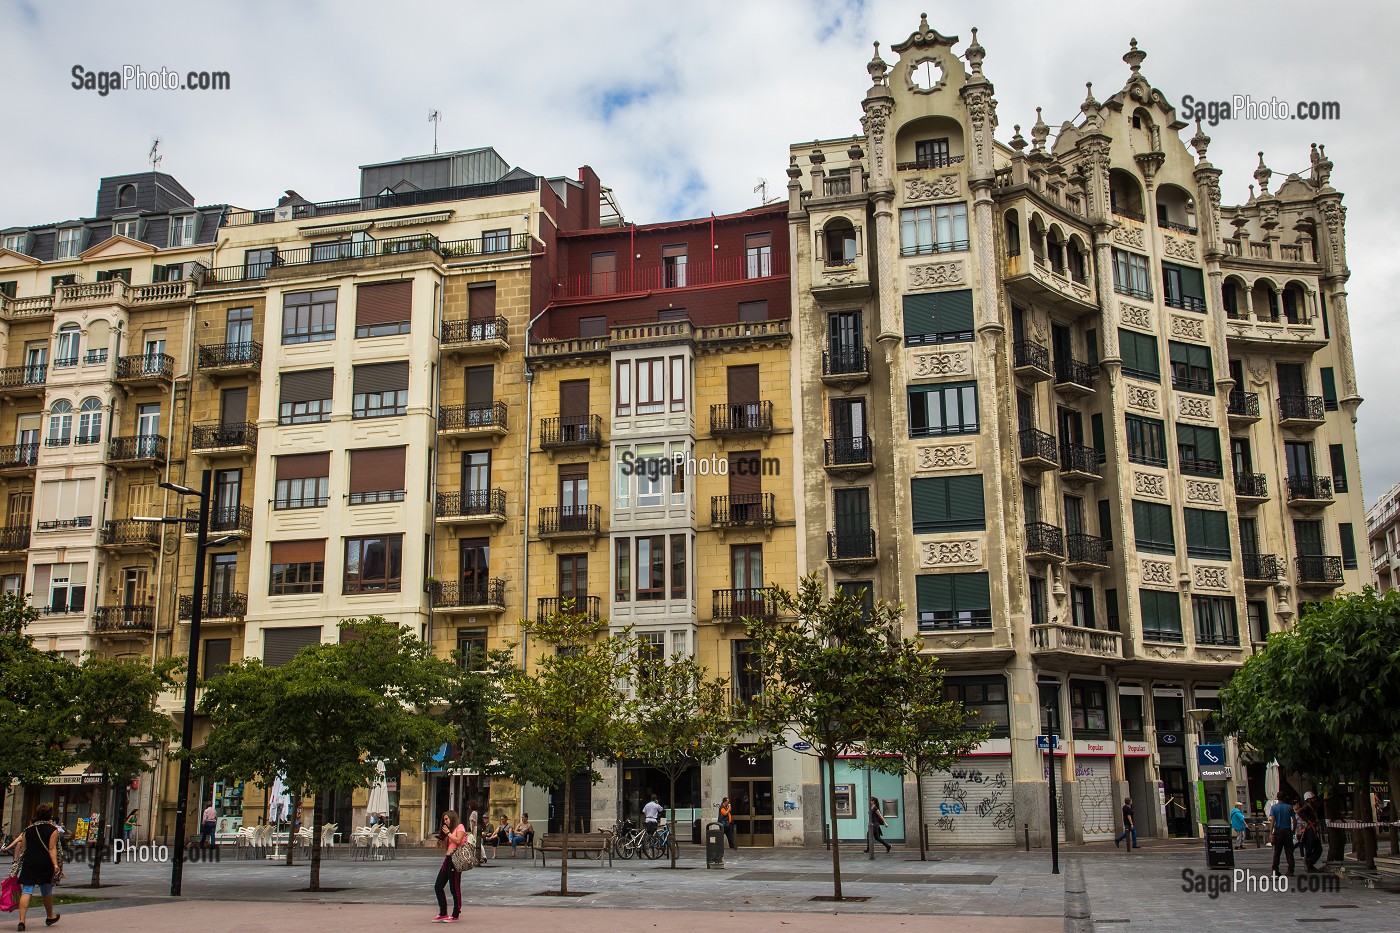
[152,262,184,282]
[244,248,276,280]
[1125,415,1167,467]
[900,203,968,255]
[263,626,322,666]
[669,356,686,412]
[352,361,409,418]
[281,289,338,344]
[616,360,631,415]
[483,229,512,253]
[744,233,773,278]
[269,540,326,595]
[578,316,607,339]
[355,280,412,337]
[1193,597,1239,646]
[279,368,334,424]
[1320,367,1338,412]
[55,325,80,367]
[837,581,874,621]
[1132,500,1175,555]
[0,281,15,298]
[47,400,73,446]
[203,639,232,679]
[1070,681,1110,734]
[661,244,688,288]
[348,447,406,505]
[344,535,404,593]
[1029,575,1047,625]
[915,137,951,168]
[670,534,687,599]
[1177,423,1222,477]
[941,676,1010,735]
[1184,508,1230,560]
[737,300,768,323]
[1161,262,1207,311]
[917,573,991,631]
[1111,249,1151,299]
[635,535,666,600]
[1140,589,1183,642]
[911,475,985,533]
[1098,499,1113,551]
[1329,444,1348,493]
[636,358,665,415]
[1339,523,1358,570]
[1118,329,1160,381]
[1003,211,1021,257]
[1118,691,1145,738]
[614,538,630,603]
[42,563,88,614]
[908,381,978,437]
[167,214,196,247]
[1247,600,1269,644]
[1071,585,1096,628]
[56,227,83,259]
[4,233,26,253]
[1168,341,1212,393]
[116,184,137,209]
[76,397,103,445]
[50,275,77,291]
[635,443,665,507]
[902,290,974,345]
[274,453,330,509]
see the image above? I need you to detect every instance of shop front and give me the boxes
[1072,740,1117,841]
[25,766,104,841]
[822,753,905,846]
[920,739,1018,846]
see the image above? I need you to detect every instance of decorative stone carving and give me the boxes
[1119,303,1153,331]
[1140,560,1176,586]
[916,443,975,472]
[911,346,972,379]
[1163,236,1198,261]
[861,102,892,178]
[908,260,965,289]
[1169,315,1205,341]
[1177,395,1213,422]
[1192,565,1231,591]
[903,174,960,202]
[1126,385,1159,413]
[920,538,983,568]
[1151,646,1183,660]
[1184,480,1222,505]
[1112,226,1145,249]
[1133,471,1168,499]
[1031,264,1094,304]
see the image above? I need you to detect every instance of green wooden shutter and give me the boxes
[1118,329,1138,372]
[910,478,949,532]
[903,294,938,340]
[953,572,991,611]
[1207,511,1230,557]
[917,574,954,613]
[936,290,975,335]
[946,475,985,530]
[1181,265,1206,303]
[1184,508,1205,553]
[1097,499,1113,549]
[1339,523,1357,570]
[1092,414,1105,458]
[1320,368,1338,410]
[1139,333,1160,378]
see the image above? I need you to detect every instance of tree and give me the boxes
[488,604,636,895]
[194,617,457,890]
[746,574,980,900]
[630,652,741,868]
[69,654,180,887]
[1221,588,1400,869]
[0,594,78,830]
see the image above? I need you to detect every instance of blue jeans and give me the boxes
[1115,825,1137,846]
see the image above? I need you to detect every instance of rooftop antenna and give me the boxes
[148,136,163,175]
[754,178,769,204]
[428,110,442,154]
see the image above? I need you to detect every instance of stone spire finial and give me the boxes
[918,12,930,35]
[867,41,889,86]
[1189,119,1210,163]
[965,26,985,75]
[1254,151,1273,196]
[1030,107,1049,152]
[1010,124,1027,152]
[786,155,802,181]
[1123,37,1146,74]
[1247,184,1255,201]
[1082,82,1100,112]
[1310,143,1333,188]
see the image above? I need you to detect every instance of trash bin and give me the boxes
[692,818,701,845]
[705,822,725,868]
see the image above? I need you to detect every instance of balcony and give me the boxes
[114,353,174,386]
[441,316,510,356]
[896,154,965,171]
[710,401,773,437]
[1066,533,1110,571]
[712,587,778,621]
[437,401,508,438]
[108,435,167,465]
[1018,428,1058,472]
[823,435,874,477]
[0,364,46,396]
[0,294,54,320]
[1054,358,1096,397]
[432,579,507,613]
[1278,394,1325,429]
[1194,623,1241,648]
[191,421,257,456]
[196,341,262,377]
[538,504,601,539]
[186,505,253,537]
[1287,475,1334,511]
[1013,341,1053,381]
[1159,218,1199,236]
[821,348,870,388]
[539,415,603,451]
[1004,254,1097,316]
[100,519,161,550]
[1165,294,1208,313]
[93,606,155,634]
[1242,553,1280,584]
[178,593,248,622]
[1059,443,1102,484]
[1235,473,1268,505]
[1295,555,1344,588]
[537,595,600,624]
[0,525,30,553]
[1227,391,1261,425]
[1180,456,1223,479]
[1172,374,1214,395]
[0,443,38,473]
[1025,521,1065,562]
[551,252,789,299]
[1029,623,1123,661]
[36,517,91,532]
[711,494,776,529]
[435,489,507,525]
[827,529,877,569]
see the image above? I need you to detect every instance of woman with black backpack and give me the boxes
[11,804,62,930]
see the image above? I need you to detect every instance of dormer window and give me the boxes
[168,214,196,248]
[117,184,137,209]
[113,218,139,240]
[56,227,83,259]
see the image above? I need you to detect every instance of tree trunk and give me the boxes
[309,790,324,891]
[668,771,679,869]
[1324,786,1345,863]
[1357,769,1377,870]
[89,781,109,887]
[824,755,843,901]
[559,776,571,895]
[1388,759,1399,857]
[286,791,299,866]
[915,769,927,861]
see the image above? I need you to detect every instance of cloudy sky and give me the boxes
[5,0,1397,504]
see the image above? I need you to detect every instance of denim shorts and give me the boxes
[21,883,54,897]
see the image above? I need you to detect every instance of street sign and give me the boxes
[1036,734,1060,750]
[792,741,812,751]
[1196,744,1225,767]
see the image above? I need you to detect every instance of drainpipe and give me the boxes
[521,304,553,673]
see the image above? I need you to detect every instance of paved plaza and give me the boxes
[17,839,1398,932]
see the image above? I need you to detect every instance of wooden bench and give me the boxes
[534,832,612,867]
[1375,855,1400,888]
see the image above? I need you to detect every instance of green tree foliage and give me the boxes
[194,617,457,890]
[488,604,636,894]
[70,654,180,887]
[1221,588,1400,868]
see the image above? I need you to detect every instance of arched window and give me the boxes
[55,324,81,366]
[1047,227,1066,274]
[48,399,73,446]
[1003,209,1021,257]
[117,184,136,209]
[822,218,858,267]
[1067,237,1088,284]
[77,397,103,445]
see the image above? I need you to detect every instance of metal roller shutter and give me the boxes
[349,447,406,495]
[726,365,759,405]
[263,625,322,667]
[921,755,1016,845]
[280,368,334,404]
[1075,758,1116,841]
[355,280,412,329]
[276,452,330,482]
[352,361,409,395]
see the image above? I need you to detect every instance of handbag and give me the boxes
[1,876,19,912]
[449,834,479,872]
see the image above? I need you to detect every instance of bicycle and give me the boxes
[608,821,650,860]
[643,823,673,861]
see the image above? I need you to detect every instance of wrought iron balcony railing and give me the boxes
[115,353,174,381]
[438,401,508,433]
[824,435,874,467]
[108,435,167,462]
[538,504,601,536]
[537,595,600,623]
[822,348,869,377]
[710,401,773,435]
[191,421,257,451]
[435,489,507,520]
[432,579,506,611]
[712,587,778,620]
[196,341,262,370]
[178,593,248,620]
[539,415,603,449]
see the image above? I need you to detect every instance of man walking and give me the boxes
[1269,793,1297,875]
[864,797,891,854]
[1298,792,1322,872]
[1114,797,1137,848]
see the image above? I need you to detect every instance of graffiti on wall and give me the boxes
[933,766,1014,834]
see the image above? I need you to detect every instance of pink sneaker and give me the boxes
[443,919,460,924]
[432,916,449,923]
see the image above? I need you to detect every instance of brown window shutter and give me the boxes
[590,252,616,274]
[746,232,772,248]
[275,452,330,482]
[202,638,232,675]
[338,626,364,644]
[661,244,687,258]
[468,284,497,321]
[727,365,759,405]
[352,361,410,395]
[465,365,494,406]
[578,316,606,338]
[559,379,590,420]
[270,539,326,565]
[220,388,249,425]
[263,626,321,667]
[280,368,334,404]
[355,281,412,328]
[349,447,406,494]
[729,452,762,496]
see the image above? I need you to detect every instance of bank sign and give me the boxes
[1196,744,1229,779]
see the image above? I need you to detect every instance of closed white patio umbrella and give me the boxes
[366,761,389,818]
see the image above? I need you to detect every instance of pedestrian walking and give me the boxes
[466,800,486,864]
[1269,793,1297,875]
[1114,797,1138,848]
[199,802,217,850]
[864,797,891,854]
[1298,792,1322,872]
[115,809,137,863]
[1229,801,1248,849]
[717,797,736,850]
[432,810,467,923]
[11,803,62,931]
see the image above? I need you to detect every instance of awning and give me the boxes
[47,764,99,786]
